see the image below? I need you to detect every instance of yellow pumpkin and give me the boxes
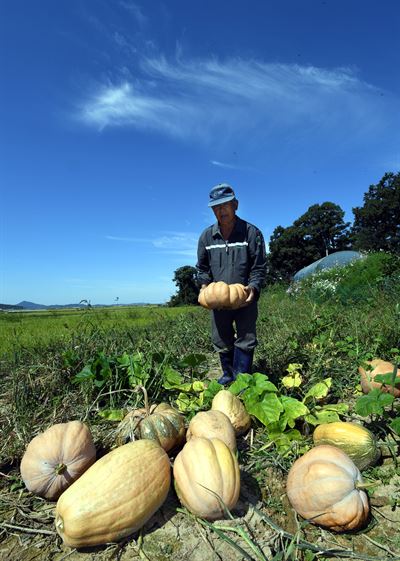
[173,437,240,520]
[286,445,370,532]
[313,422,380,470]
[55,440,171,547]
[211,390,251,436]
[20,420,96,500]
[359,359,400,398]
[115,386,186,452]
[198,281,248,310]
[186,410,236,452]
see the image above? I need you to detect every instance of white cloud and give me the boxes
[118,1,147,26]
[106,231,198,258]
[77,56,394,146]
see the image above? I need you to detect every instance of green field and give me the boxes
[0,304,202,358]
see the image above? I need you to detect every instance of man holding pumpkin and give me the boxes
[196,183,267,385]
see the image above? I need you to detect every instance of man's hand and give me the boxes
[244,286,255,304]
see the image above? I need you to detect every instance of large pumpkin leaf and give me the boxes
[303,378,332,402]
[245,392,283,426]
[279,396,309,429]
[355,389,395,416]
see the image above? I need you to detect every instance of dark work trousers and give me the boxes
[211,300,258,354]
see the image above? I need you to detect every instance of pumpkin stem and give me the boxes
[356,480,381,490]
[55,463,67,475]
[134,385,150,416]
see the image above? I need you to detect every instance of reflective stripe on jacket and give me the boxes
[196,216,267,294]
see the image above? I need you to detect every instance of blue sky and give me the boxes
[1,0,399,305]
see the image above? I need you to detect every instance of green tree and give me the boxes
[267,202,351,283]
[352,172,400,254]
[169,265,199,306]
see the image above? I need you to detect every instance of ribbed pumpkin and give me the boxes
[359,359,400,398]
[20,421,96,500]
[186,410,236,452]
[55,440,171,547]
[173,437,240,520]
[115,386,186,452]
[211,390,251,436]
[286,445,370,532]
[313,422,380,470]
[198,281,248,310]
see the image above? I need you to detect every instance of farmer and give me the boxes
[196,183,267,385]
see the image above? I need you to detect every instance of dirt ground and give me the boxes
[1,445,400,561]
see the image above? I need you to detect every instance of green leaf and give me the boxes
[355,389,395,416]
[229,373,252,394]
[162,366,184,388]
[280,396,309,428]
[303,378,331,401]
[281,371,302,388]
[179,353,207,368]
[246,393,283,426]
[98,409,125,421]
[251,372,278,394]
[72,364,94,384]
[305,409,341,425]
[389,417,400,436]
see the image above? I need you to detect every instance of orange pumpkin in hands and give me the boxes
[198,281,248,310]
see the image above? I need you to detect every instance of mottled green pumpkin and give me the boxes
[116,387,186,452]
[117,403,186,452]
[313,422,380,471]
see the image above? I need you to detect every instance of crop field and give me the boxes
[1,253,400,561]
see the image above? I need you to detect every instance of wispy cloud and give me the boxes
[118,1,148,27]
[78,56,392,145]
[106,231,198,257]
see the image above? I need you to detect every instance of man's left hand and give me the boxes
[244,286,255,304]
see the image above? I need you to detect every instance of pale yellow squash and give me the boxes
[173,437,240,520]
[211,390,251,436]
[313,421,380,470]
[186,410,236,452]
[55,440,171,547]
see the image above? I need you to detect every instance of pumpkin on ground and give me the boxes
[186,410,236,452]
[198,281,248,310]
[286,444,370,532]
[359,359,400,398]
[173,437,240,520]
[115,386,186,452]
[20,420,96,501]
[55,440,171,547]
[211,390,251,436]
[313,421,380,471]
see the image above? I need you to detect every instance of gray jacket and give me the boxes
[196,216,267,294]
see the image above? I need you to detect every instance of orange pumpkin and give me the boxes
[286,445,370,532]
[359,359,400,398]
[173,437,240,520]
[20,421,96,500]
[198,281,248,310]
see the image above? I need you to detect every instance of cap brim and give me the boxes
[208,194,235,207]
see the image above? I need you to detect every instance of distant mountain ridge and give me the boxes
[0,301,153,310]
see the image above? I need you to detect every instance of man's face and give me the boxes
[212,200,237,226]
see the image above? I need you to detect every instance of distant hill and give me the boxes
[0,301,155,311]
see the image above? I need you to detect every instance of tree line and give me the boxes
[170,171,400,305]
